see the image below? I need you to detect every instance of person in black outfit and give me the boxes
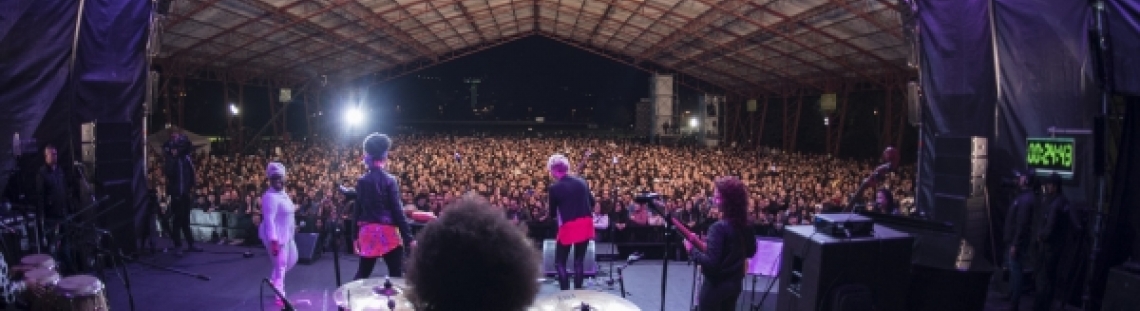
[1003,170,1037,310]
[546,153,595,290]
[163,129,202,255]
[352,133,414,280]
[684,177,757,311]
[34,144,77,272]
[1032,173,1082,311]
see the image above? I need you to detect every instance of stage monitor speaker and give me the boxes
[1102,267,1140,311]
[541,239,598,277]
[777,225,913,311]
[295,232,323,264]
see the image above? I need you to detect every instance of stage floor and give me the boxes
[93,241,1048,311]
[100,242,764,311]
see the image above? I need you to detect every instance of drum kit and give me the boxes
[334,278,641,311]
[2,253,108,311]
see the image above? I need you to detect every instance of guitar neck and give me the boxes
[671,217,707,252]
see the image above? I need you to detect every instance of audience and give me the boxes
[146,133,917,243]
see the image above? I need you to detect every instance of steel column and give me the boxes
[176,76,186,128]
[833,87,851,155]
[781,96,792,151]
[757,96,769,148]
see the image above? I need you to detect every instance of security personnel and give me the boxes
[1032,173,1082,311]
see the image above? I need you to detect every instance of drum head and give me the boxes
[24,268,60,286]
[56,275,103,298]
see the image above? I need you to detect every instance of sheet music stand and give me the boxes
[745,236,782,311]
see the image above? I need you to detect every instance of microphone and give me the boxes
[263,278,295,311]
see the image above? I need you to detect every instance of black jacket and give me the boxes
[162,137,196,197]
[355,168,413,245]
[35,165,73,220]
[547,175,594,224]
[691,220,757,283]
[1003,189,1037,251]
[1038,193,1082,245]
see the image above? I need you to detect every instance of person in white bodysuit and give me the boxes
[260,162,297,305]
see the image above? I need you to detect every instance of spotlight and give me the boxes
[229,104,239,116]
[345,107,364,126]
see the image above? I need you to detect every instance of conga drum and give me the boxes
[22,268,60,311]
[54,275,108,311]
[13,254,56,279]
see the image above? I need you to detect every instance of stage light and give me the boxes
[229,104,239,116]
[345,107,364,126]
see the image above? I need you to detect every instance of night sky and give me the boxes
[163,36,706,137]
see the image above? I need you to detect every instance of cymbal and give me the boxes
[334,277,415,311]
[529,290,640,311]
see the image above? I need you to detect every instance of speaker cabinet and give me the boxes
[541,239,598,277]
[778,225,913,311]
[295,232,324,264]
[1101,267,1140,311]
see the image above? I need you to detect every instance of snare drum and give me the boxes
[13,254,56,279]
[55,275,108,311]
[22,268,59,310]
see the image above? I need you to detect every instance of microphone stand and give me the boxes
[845,164,888,213]
[81,230,137,311]
[263,278,296,311]
[642,198,672,311]
[331,213,344,287]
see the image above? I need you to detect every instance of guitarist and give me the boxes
[546,151,594,290]
[683,177,757,311]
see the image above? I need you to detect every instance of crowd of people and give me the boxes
[144,132,916,245]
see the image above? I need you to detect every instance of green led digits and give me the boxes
[1027,138,1074,172]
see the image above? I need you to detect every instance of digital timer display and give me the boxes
[1027,137,1075,179]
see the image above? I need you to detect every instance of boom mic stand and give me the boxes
[67,196,211,283]
[637,193,674,311]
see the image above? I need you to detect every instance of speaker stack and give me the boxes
[929,136,989,256]
[82,122,140,254]
[777,225,913,311]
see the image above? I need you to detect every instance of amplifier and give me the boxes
[812,214,874,238]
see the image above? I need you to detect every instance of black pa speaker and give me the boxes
[541,239,598,277]
[777,225,913,311]
[295,232,323,264]
[1101,267,1140,311]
